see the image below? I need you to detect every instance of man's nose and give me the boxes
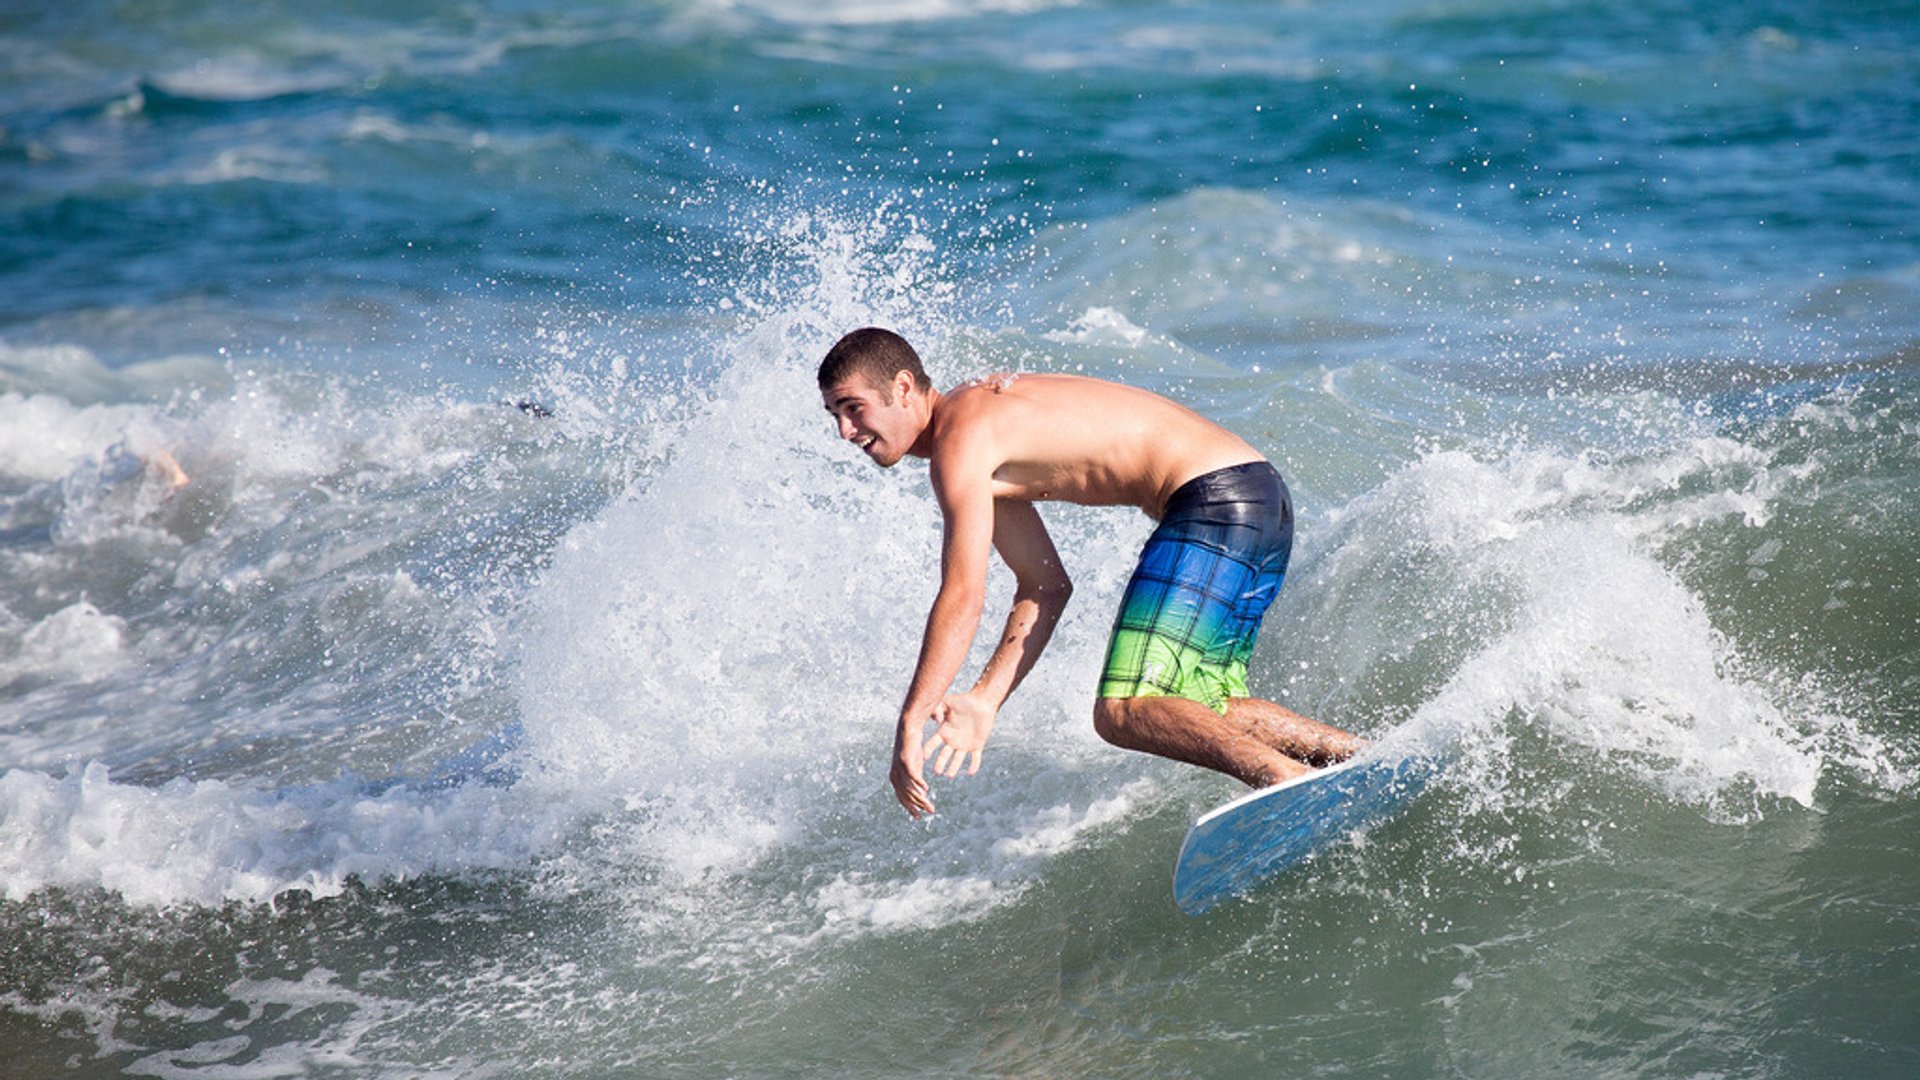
[837,415,858,440]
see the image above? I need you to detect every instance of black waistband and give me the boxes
[1160,461,1290,531]
[1152,457,1290,564]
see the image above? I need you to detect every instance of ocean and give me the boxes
[3,0,1917,1075]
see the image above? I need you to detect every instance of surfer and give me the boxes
[820,327,1365,818]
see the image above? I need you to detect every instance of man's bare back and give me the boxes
[818,328,1363,818]
[935,373,1265,518]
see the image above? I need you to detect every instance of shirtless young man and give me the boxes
[820,327,1364,818]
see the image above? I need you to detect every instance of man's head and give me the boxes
[817,327,932,401]
[819,327,935,468]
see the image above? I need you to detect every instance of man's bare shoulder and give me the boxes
[929,374,1073,444]
[923,381,1010,475]
[931,374,1051,430]
[933,372,1210,452]
[946,372,1126,409]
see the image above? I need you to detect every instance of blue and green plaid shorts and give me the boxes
[1097,462,1293,714]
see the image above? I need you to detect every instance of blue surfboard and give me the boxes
[1173,752,1437,915]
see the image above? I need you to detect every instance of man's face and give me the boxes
[822,371,915,468]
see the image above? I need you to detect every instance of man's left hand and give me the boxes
[924,691,998,779]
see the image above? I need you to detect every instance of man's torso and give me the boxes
[934,373,1264,519]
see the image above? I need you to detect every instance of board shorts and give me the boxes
[1097,461,1293,714]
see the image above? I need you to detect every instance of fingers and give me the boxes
[893,773,934,818]
[923,731,956,778]
[922,735,982,780]
[924,733,955,778]
[891,753,935,819]
[895,726,988,818]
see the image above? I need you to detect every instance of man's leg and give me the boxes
[1093,696,1365,788]
[1223,697,1367,768]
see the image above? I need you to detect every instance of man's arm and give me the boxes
[923,498,1072,781]
[889,443,996,818]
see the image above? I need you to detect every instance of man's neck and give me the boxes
[906,387,942,459]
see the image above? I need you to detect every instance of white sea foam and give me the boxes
[0,392,169,484]
[0,326,1877,919]
[0,353,601,904]
[1043,306,1152,348]
[708,0,1083,29]
[515,305,957,915]
[0,763,585,906]
[121,967,411,1079]
[1298,437,1860,819]
[506,209,1166,935]
[7,601,129,683]
[0,198,1893,932]
[0,342,229,404]
[148,52,352,102]
[0,370,1832,913]
[174,144,325,186]
[804,775,1155,935]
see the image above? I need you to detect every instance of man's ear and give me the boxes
[894,369,916,401]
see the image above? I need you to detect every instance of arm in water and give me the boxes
[922,499,1071,784]
[890,436,1071,817]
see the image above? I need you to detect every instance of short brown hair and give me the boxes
[818,327,932,401]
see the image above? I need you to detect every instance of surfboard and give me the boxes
[1173,751,1436,915]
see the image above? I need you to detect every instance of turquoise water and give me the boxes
[3,1,1918,1076]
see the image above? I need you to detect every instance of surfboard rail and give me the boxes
[1173,752,1437,915]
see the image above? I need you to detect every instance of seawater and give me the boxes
[3,1,1918,1076]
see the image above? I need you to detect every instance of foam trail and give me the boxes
[1306,441,1851,820]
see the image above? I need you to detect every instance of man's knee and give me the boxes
[1092,698,1138,749]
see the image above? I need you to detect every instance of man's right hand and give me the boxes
[890,719,936,818]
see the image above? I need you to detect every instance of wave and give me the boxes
[2,199,1913,921]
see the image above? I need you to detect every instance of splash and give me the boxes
[509,204,1153,932]
[1297,435,1886,821]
